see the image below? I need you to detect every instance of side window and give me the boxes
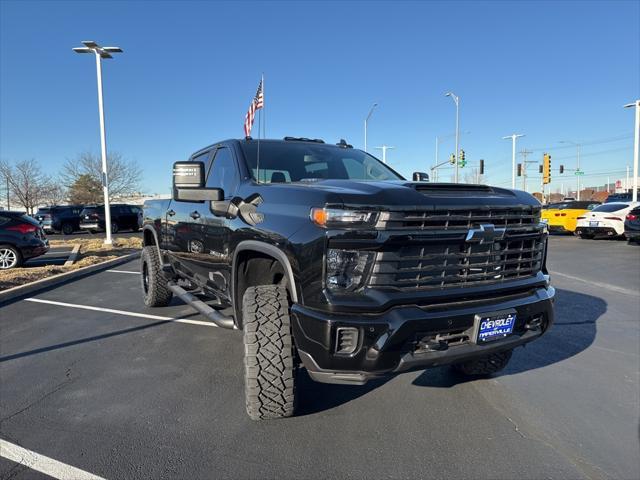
[206,147,239,196]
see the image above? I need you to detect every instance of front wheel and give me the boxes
[140,246,173,307]
[61,223,74,235]
[453,349,513,376]
[111,222,119,234]
[243,285,297,420]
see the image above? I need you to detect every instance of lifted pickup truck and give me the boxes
[141,137,554,420]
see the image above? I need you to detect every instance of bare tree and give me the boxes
[0,159,52,214]
[62,151,142,201]
[42,181,68,206]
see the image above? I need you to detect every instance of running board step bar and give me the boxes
[167,282,235,329]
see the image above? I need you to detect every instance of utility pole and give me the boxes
[73,40,123,245]
[560,140,582,200]
[503,134,525,188]
[624,99,639,202]
[434,136,439,182]
[627,165,630,193]
[364,103,378,153]
[445,92,460,183]
[374,145,395,164]
[520,149,533,191]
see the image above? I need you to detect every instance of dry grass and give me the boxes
[0,237,142,290]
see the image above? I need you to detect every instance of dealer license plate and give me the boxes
[476,311,516,343]
[589,221,599,227]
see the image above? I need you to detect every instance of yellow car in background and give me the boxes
[541,201,601,234]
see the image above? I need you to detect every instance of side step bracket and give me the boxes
[167,282,235,329]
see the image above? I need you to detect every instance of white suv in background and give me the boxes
[576,202,640,239]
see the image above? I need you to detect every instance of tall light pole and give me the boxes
[445,92,460,183]
[559,140,582,200]
[364,103,378,153]
[73,41,122,245]
[624,100,639,202]
[503,133,525,189]
[374,145,395,164]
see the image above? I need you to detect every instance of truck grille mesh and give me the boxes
[369,206,544,291]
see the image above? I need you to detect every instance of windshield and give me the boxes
[240,141,404,183]
[592,203,628,213]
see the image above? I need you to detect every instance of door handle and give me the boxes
[167,209,176,216]
[190,211,201,220]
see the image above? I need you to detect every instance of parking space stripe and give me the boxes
[106,269,141,274]
[552,271,639,297]
[0,438,106,480]
[24,298,219,327]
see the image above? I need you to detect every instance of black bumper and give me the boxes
[292,286,555,385]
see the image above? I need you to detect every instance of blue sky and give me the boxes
[1,0,638,195]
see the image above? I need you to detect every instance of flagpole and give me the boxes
[262,73,265,139]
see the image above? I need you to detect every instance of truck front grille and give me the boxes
[368,206,544,291]
[376,206,540,232]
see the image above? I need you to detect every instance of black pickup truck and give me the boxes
[141,137,554,420]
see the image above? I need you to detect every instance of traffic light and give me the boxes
[459,149,466,167]
[479,159,485,175]
[517,163,522,177]
[539,165,543,174]
[543,153,551,184]
[559,165,564,174]
[449,153,456,164]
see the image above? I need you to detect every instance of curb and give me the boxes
[0,251,141,305]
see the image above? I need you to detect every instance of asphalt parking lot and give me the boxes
[0,235,638,480]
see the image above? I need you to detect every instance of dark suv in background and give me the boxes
[624,206,640,244]
[35,205,84,235]
[0,211,49,269]
[79,204,142,233]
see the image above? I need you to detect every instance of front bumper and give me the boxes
[293,286,555,384]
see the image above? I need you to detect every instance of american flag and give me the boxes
[243,78,264,137]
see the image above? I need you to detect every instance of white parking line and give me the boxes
[0,438,106,480]
[24,298,219,327]
[551,271,639,297]
[106,269,141,274]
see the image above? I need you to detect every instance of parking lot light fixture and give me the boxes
[503,134,525,189]
[73,40,122,245]
[364,103,378,153]
[624,100,640,202]
[445,92,460,183]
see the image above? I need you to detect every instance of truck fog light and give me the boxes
[326,249,374,292]
[336,327,359,355]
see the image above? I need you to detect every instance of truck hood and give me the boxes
[276,179,539,209]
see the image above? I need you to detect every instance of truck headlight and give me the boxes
[326,249,374,292]
[311,208,377,228]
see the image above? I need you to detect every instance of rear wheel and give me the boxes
[453,349,513,376]
[61,223,74,235]
[140,246,172,307]
[111,222,119,234]
[0,245,22,270]
[243,285,297,420]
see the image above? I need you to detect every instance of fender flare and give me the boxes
[232,240,299,304]
[142,225,163,260]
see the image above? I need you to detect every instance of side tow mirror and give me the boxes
[172,161,223,202]
[413,171,429,182]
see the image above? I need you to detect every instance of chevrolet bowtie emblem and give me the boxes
[465,223,506,243]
